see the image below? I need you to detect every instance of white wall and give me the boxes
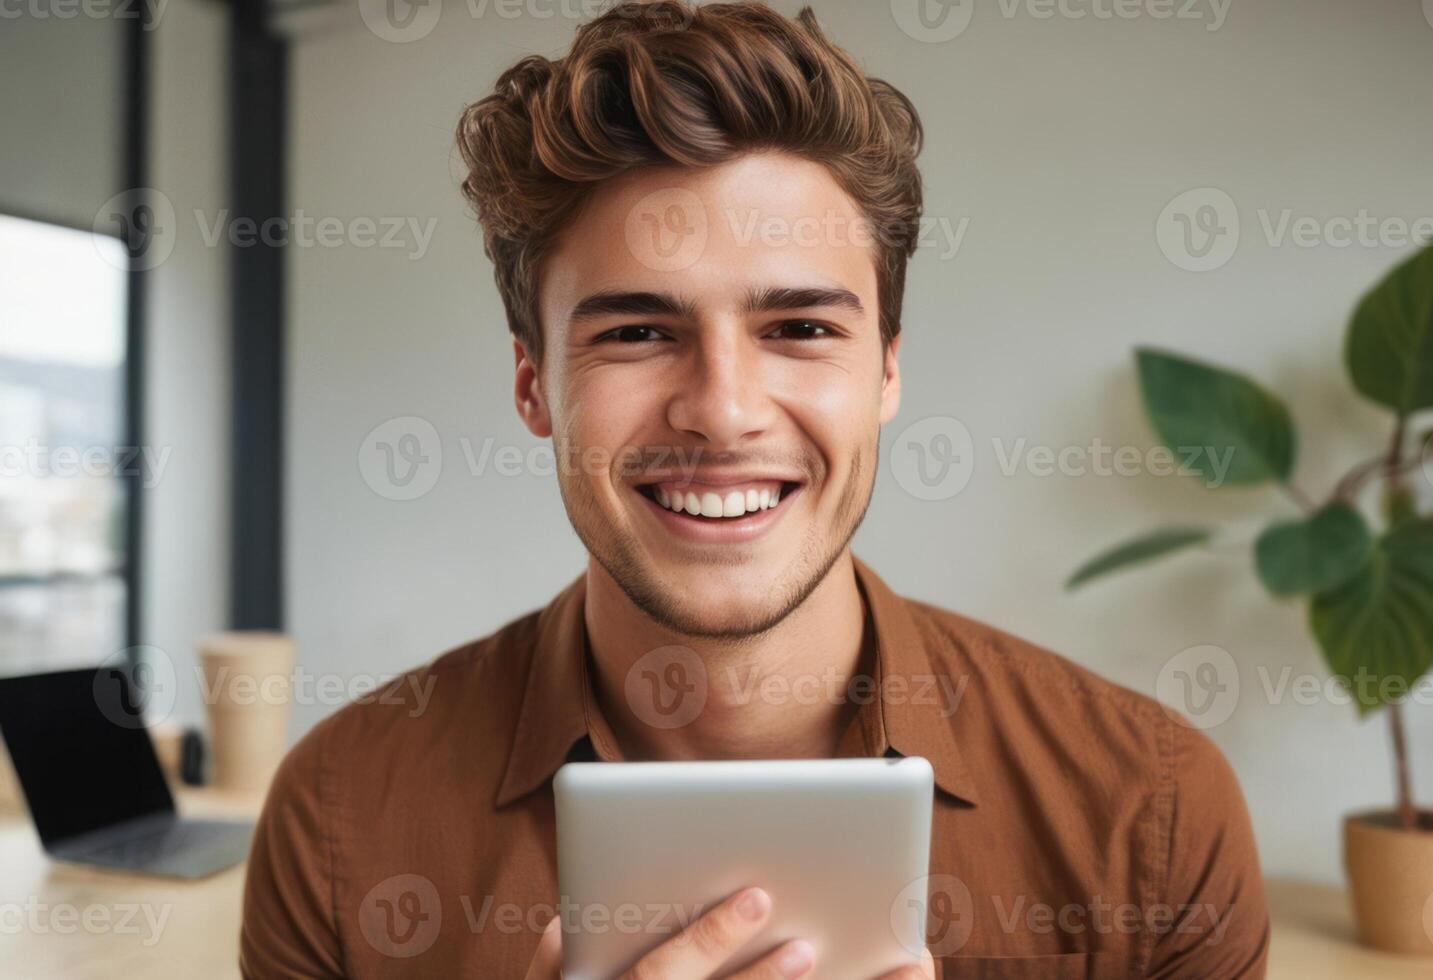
[144,0,232,729]
[285,0,1433,883]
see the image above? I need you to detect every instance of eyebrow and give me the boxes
[568,285,866,323]
[741,286,865,316]
[568,290,698,322]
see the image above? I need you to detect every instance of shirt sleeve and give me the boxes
[240,720,346,979]
[1146,722,1270,979]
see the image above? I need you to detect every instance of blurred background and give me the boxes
[3,0,1432,906]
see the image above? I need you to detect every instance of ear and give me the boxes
[878,332,902,425]
[513,338,553,438]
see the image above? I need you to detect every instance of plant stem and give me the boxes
[1333,454,1387,502]
[1279,482,1316,513]
[1386,416,1407,493]
[1330,421,1428,505]
[1389,701,1417,831]
[1383,416,1417,831]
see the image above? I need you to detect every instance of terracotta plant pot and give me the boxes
[1343,809,1433,955]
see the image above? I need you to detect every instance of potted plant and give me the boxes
[1067,242,1433,954]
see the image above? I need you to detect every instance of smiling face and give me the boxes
[514,152,902,638]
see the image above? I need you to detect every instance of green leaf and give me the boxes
[1136,348,1296,487]
[1310,517,1433,715]
[1345,243,1433,417]
[1254,502,1373,598]
[1384,484,1416,528]
[1065,527,1212,590]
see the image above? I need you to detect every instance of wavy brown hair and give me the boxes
[456,0,924,364]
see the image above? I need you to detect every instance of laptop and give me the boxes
[0,666,254,879]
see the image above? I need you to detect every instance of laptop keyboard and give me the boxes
[82,822,210,866]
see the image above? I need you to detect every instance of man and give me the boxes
[241,2,1269,977]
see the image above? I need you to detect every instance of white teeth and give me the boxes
[651,484,789,518]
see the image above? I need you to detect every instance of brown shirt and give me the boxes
[240,556,1268,979]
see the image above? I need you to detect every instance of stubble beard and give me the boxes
[560,435,878,643]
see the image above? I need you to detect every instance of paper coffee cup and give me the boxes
[148,720,185,782]
[0,742,21,813]
[199,631,296,792]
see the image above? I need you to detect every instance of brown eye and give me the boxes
[769,320,832,340]
[600,325,666,343]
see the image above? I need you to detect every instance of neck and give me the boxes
[585,551,870,762]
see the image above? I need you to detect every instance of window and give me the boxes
[0,214,130,674]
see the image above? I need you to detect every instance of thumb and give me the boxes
[523,915,563,980]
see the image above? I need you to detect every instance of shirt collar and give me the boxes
[848,555,979,806]
[496,555,979,807]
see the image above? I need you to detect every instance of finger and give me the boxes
[523,915,563,980]
[621,886,772,980]
[726,939,816,979]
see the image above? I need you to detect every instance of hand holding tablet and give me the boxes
[544,757,937,980]
[523,884,936,980]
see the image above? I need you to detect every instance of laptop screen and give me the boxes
[0,667,175,847]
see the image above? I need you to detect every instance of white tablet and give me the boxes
[554,757,934,980]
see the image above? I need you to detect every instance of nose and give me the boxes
[666,324,775,447]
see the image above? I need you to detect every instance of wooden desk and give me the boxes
[0,788,263,979]
[1264,878,1432,979]
[1,799,1430,980]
